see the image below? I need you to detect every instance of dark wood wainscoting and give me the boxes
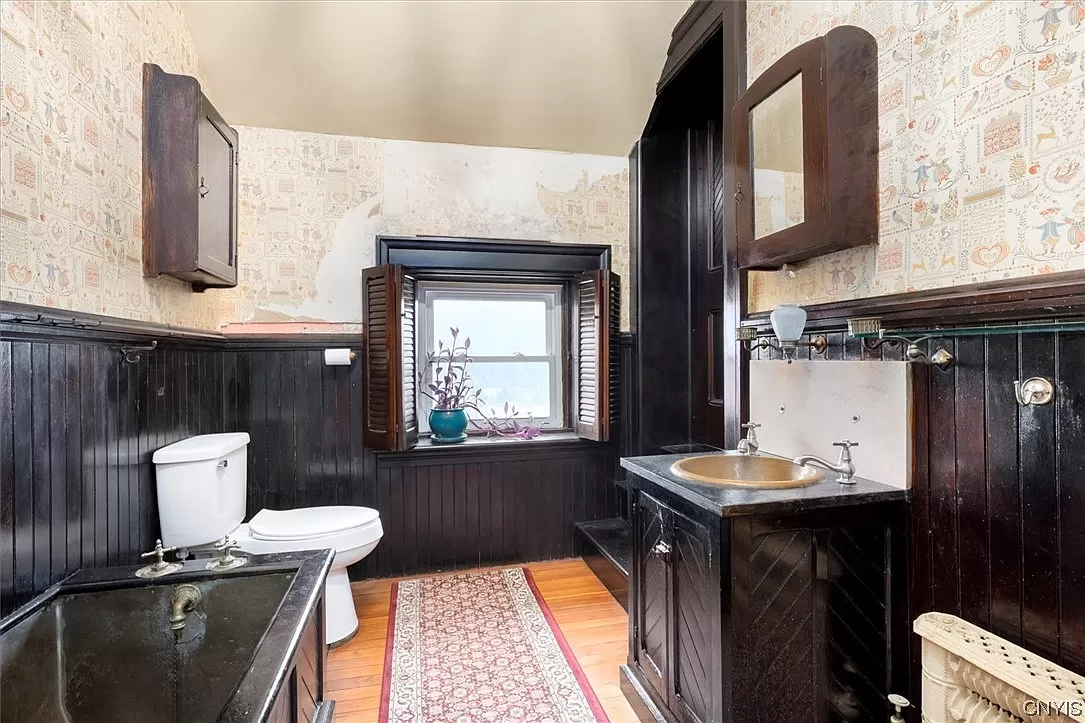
[1,304,626,615]
[366,445,621,579]
[225,346,368,516]
[754,328,1085,676]
[0,333,230,616]
[230,345,623,580]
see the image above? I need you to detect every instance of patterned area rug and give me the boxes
[379,567,610,723]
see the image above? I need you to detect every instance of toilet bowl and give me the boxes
[152,433,382,646]
[233,507,383,645]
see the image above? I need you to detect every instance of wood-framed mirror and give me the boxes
[734,25,879,270]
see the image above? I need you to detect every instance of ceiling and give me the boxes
[179,1,691,156]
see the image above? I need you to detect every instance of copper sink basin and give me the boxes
[669,455,821,488]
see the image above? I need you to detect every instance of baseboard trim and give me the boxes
[620,664,672,723]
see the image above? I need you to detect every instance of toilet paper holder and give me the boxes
[324,348,357,366]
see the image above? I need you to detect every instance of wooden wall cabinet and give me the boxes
[142,63,239,290]
[733,26,878,269]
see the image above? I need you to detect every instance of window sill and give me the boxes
[376,431,606,461]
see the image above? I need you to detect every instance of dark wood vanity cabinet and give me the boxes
[624,482,909,723]
[733,26,879,269]
[142,63,239,290]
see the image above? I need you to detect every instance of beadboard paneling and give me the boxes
[1,306,624,615]
[0,336,229,616]
[753,329,1085,676]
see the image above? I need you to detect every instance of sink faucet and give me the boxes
[737,422,761,455]
[169,584,202,642]
[793,440,859,484]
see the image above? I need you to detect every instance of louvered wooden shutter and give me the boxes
[574,270,620,442]
[362,265,418,451]
[400,273,418,449]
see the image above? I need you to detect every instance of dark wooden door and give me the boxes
[672,508,718,723]
[635,494,672,701]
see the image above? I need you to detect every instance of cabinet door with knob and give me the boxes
[634,493,672,702]
[143,63,239,290]
[631,492,721,723]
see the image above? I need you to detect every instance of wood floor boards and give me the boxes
[327,558,637,723]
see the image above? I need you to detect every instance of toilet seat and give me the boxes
[233,507,382,556]
[249,506,379,541]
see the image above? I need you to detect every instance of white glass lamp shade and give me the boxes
[770,304,807,343]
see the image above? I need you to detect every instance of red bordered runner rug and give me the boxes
[379,567,610,723]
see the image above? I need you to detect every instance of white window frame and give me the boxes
[416,281,565,433]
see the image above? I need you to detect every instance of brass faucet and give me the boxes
[793,440,859,484]
[169,584,202,641]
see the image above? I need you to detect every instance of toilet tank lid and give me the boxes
[153,433,250,464]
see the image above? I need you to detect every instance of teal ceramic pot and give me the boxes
[429,408,468,444]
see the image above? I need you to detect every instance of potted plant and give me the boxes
[419,327,544,444]
[419,328,479,444]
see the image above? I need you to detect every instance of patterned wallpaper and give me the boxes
[0,0,232,329]
[746,0,1085,312]
[0,0,630,330]
[228,127,631,329]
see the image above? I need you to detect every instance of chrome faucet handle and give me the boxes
[737,422,761,454]
[832,439,858,456]
[141,539,177,569]
[831,440,858,484]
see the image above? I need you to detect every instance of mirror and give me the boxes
[750,74,804,240]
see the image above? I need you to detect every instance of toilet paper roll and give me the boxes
[324,348,355,366]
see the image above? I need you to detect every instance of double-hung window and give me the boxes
[416,282,565,432]
[360,239,619,452]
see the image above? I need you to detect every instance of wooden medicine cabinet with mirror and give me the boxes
[734,25,879,270]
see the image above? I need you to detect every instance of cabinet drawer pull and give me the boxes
[651,541,672,557]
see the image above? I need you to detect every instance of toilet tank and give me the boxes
[152,433,249,549]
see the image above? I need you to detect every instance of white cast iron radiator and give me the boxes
[914,613,1084,723]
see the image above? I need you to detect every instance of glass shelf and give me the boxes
[847,318,1085,340]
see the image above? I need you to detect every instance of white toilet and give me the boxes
[151,432,382,646]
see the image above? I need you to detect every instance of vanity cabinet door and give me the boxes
[634,493,672,701]
[672,509,718,723]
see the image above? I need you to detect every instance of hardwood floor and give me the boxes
[327,557,638,722]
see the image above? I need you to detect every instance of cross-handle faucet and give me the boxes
[136,539,182,579]
[206,536,246,571]
[793,440,859,484]
[737,422,761,455]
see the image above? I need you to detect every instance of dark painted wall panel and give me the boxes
[1,322,622,615]
[754,329,1085,675]
[0,336,226,616]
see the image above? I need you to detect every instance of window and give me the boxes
[360,242,619,452]
[416,282,565,432]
